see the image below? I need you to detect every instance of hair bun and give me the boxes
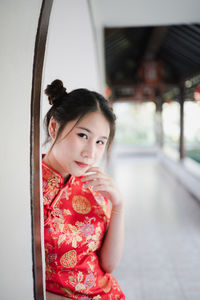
[45,79,67,105]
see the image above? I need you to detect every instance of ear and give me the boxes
[48,116,59,140]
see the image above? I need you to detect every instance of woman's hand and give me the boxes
[81,166,125,273]
[46,291,70,300]
[81,166,123,209]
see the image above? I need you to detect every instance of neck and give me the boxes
[43,151,70,182]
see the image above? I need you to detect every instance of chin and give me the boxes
[71,169,88,177]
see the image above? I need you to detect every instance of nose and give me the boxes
[81,141,95,160]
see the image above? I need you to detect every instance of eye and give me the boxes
[96,140,104,145]
[78,133,87,139]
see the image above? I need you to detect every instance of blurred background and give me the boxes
[42,0,200,178]
[40,1,200,299]
[1,0,200,299]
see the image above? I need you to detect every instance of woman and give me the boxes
[42,80,125,299]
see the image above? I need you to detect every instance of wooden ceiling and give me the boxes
[104,24,200,102]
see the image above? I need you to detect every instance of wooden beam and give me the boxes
[144,26,168,60]
[30,0,53,299]
[179,86,185,160]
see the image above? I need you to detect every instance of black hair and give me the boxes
[44,79,116,152]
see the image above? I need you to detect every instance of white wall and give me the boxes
[91,0,200,27]
[1,1,197,299]
[43,0,100,91]
[41,0,101,151]
[0,0,42,299]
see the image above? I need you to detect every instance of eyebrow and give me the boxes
[77,126,108,140]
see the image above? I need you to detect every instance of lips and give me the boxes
[75,161,89,168]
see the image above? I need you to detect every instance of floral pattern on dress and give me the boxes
[42,158,125,299]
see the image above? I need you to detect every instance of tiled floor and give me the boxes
[109,153,200,300]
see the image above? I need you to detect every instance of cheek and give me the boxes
[61,136,79,150]
[96,147,106,160]
[52,139,73,157]
[68,136,83,150]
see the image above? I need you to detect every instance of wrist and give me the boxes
[112,201,124,212]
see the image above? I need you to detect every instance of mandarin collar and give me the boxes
[42,153,68,185]
[42,161,65,206]
[42,160,65,186]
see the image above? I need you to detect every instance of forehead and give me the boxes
[77,111,110,135]
[60,111,110,138]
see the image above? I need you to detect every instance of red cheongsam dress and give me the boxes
[42,160,125,300]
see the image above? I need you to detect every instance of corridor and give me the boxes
[110,153,200,300]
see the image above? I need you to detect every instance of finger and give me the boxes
[83,178,105,188]
[86,166,102,174]
[92,184,112,194]
[81,172,106,182]
[81,174,97,182]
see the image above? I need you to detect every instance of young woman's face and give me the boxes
[48,111,110,178]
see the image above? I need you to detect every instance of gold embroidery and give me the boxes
[93,296,101,300]
[43,163,63,205]
[98,275,112,293]
[60,287,74,297]
[63,209,71,216]
[65,224,82,248]
[75,282,86,292]
[52,189,65,209]
[51,208,63,219]
[45,247,56,280]
[60,250,77,268]
[58,234,66,248]
[54,217,64,232]
[68,271,86,292]
[72,195,92,214]
[87,240,100,252]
